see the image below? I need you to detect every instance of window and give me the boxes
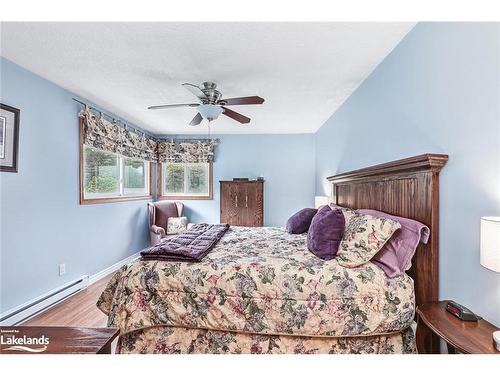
[160,162,212,199]
[81,145,151,203]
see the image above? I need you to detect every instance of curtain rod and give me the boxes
[72,98,155,140]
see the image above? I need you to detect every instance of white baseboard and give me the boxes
[88,250,141,285]
[0,250,141,326]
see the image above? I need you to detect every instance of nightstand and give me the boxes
[416,301,500,354]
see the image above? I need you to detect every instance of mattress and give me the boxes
[98,226,415,339]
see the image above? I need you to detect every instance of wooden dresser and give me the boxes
[220,180,264,226]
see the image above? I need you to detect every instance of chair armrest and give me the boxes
[150,225,166,237]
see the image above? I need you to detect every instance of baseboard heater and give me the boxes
[0,276,89,326]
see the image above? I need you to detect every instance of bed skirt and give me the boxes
[117,326,416,354]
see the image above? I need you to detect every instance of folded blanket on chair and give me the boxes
[140,223,230,262]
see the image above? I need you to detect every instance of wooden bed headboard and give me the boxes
[327,154,448,309]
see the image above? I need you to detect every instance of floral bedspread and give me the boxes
[98,227,415,338]
[118,326,416,354]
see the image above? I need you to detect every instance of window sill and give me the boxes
[158,195,212,201]
[80,195,153,205]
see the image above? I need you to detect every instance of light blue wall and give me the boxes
[163,134,315,227]
[0,58,152,313]
[315,23,500,325]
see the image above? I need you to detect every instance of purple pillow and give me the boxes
[286,208,318,234]
[357,209,430,277]
[307,206,345,260]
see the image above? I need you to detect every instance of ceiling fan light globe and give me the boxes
[198,104,223,121]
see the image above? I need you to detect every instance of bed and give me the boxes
[97,153,448,354]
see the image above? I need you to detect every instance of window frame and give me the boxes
[158,161,213,200]
[79,119,153,205]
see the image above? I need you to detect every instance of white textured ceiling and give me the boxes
[0,22,414,134]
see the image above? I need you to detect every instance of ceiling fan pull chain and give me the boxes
[207,120,211,139]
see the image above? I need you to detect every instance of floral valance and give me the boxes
[79,107,219,163]
[79,107,158,162]
[157,139,218,163]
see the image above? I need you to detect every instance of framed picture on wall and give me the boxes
[0,103,20,173]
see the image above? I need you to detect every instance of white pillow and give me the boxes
[167,216,188,235]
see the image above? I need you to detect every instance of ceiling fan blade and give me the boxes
[148,103,199,110]
[222,107,251,124]
[221,96,264,106]
[189,112,203,126]
[182,83,208,100]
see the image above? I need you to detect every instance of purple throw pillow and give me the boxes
[307,206,345,260]
[286,208,318,234]
[357,209,430,277]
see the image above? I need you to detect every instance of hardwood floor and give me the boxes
[22,274,112,327]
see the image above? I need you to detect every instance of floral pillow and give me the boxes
[337,213,401,267]
[167,217,188,235]
[329,203,357,225]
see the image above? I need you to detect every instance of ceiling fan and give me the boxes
[148,82,265,126]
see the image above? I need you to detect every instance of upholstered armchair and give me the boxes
[148,201,188,245]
